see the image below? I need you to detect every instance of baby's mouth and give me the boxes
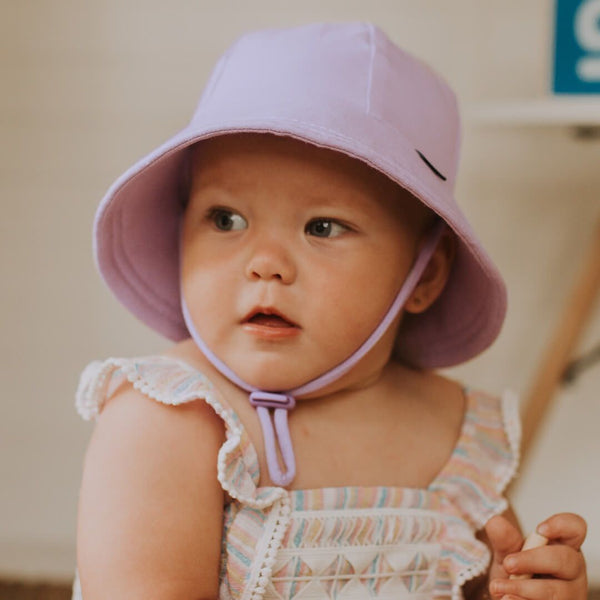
[249,314,295,328]
[243,309,299,329]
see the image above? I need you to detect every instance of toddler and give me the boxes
[74,22,588,600]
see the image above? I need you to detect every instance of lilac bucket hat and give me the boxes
[94,21,507,368]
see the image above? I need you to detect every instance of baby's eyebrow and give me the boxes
[190,181,236,199]
[295,189,368,207]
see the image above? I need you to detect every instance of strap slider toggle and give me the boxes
[249,391,296,410]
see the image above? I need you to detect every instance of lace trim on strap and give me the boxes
[244,497,293,600]
[431,389,522,600]
[431,389,521,528]
[437,513,491,600]
[74,356,285,509]
[499,390,521,496]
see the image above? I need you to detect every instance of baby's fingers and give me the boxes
[537,513,587,550]
[504,544,585,580]
[490,576,586,600]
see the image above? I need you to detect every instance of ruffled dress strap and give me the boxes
[75,356,287,509]
[430,388,521,598]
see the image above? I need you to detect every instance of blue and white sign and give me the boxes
[553,0,600,94]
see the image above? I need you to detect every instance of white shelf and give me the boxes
[468,97,600,126]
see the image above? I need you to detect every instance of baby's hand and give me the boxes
[485,512,588,599]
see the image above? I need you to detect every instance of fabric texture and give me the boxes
[72,356,520,600]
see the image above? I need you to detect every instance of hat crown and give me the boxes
[193,22,460,187]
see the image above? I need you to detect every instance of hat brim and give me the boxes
[94,116,506,368]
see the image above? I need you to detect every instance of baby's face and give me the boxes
[181,133,430,392]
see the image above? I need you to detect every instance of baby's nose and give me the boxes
[245,241,296,284]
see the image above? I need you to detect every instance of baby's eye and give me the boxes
[208,208,248,231]
[305,219,349,238]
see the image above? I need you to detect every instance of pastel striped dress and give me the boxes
[72,356,520,600]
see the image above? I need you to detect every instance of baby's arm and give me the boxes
[465,508,588,599]
[77,382,226,599]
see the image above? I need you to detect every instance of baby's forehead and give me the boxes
[193,133,374,174]
[190,132,414,201]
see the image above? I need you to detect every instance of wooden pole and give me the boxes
[519,219,600,463]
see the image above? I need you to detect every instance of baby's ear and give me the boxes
[404,229,456,314]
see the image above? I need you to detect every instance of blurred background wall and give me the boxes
[2,0,599,586]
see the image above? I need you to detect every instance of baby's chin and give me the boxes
[238,369,309,393]
[226,354,320,392]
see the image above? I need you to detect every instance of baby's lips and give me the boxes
[242,306,299,328]
[248,313,297,328]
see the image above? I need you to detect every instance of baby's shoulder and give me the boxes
[76,353,225,599]
[375,364,519,488]
[390,363,513,429]
[89,371,226,459]
[400,369,469,483]
[76,347,215,412]
[416,370,521,486]
[422,370,467,423]
[385,363,467,435]
[75,349,229,458]
[419,371,519,458]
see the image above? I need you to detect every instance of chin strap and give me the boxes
[181,301,300,485]
[250,392,296,485]
[181,220,446,486]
